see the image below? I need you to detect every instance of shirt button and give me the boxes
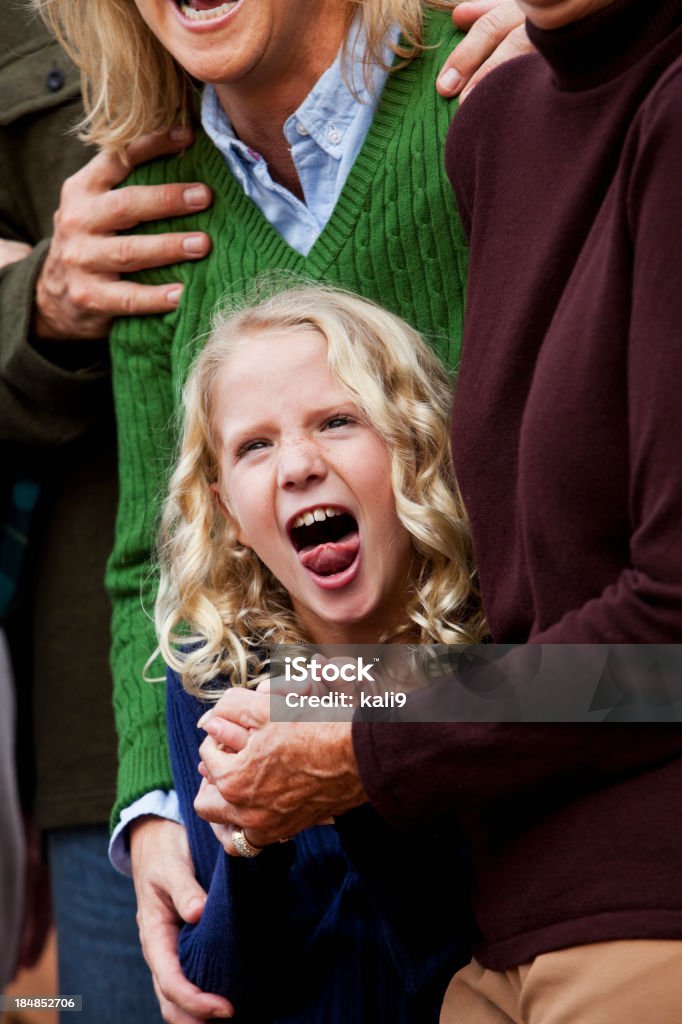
[296,122,309,136]
[46,68,65,92]
[328,127,342,145]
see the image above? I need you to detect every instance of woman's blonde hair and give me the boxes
[31,0,455,151]
[156,283,485,697]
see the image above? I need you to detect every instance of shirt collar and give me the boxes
[201,18,399,164]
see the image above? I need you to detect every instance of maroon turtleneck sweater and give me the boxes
[354,0,682,969]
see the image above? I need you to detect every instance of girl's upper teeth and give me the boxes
[294,507,339,529]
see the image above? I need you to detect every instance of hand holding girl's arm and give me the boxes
[130,817,234,1023]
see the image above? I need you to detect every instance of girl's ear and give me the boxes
[210,482,248,546]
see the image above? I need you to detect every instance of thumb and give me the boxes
[169,870,207,924]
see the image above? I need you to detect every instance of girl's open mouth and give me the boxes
[289,507,360,582]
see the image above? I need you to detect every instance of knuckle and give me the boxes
[159,183,178,210]
[511,27,532,54]
[118,289,139,316]
[477,15,505,46]
[125,132,156,163]
[68,280,100,313]
[114,236,138,271]
[60,241,81,270]
[160,235,181,263]
[56,206,80,239]
[108,187,133,225]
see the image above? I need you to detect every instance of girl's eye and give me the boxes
[323,414,354,431]
[237,439,270,458]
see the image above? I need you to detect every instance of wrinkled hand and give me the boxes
[0,239,33,270]
[437,1,532,103]
[34,127,212,340]
[129,817,233,1023]
[196,688,367,849]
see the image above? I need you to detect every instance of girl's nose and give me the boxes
[276,438,328,490]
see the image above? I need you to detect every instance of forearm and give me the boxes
[353,713,682,831]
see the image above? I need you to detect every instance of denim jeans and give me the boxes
[48,824,163,1023]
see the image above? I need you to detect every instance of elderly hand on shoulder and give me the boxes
[33,128,212,341]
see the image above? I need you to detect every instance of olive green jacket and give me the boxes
[0,5,119,830]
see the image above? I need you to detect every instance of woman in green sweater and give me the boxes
[37,0,468,824]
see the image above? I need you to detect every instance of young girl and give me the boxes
[155,284,486,1022]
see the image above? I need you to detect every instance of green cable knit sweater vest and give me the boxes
[107,11,467,827]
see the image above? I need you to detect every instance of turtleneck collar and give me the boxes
[526,0,682,90]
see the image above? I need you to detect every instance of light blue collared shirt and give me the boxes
[109,22,400,875]
[201,20,399,256]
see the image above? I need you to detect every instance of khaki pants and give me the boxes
[441,941,682,1024]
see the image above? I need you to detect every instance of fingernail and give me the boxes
[197,712,211,729]
[212,1009,232,1019]
[183,184,210,207]
[167,286,183,305]
[439,68,462,94]
[170,125,192,142]
[183,234,207,255]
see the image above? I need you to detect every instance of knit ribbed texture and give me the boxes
[106,11,466,826]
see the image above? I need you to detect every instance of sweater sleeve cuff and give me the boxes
[351,720,417,829]
[0,241,110,416]
[111,740,175,836]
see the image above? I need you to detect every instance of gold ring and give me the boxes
[232,827,262,858]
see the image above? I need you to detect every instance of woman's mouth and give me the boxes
[174,0,240,23]
[289,507,360,583]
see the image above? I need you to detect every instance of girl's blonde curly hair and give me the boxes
[155,283,486,697]
[31,0,456,151]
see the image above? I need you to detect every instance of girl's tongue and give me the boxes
[299,534,360,577]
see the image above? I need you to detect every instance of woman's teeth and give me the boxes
[293,508,341,529]
[178,2,236,21]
